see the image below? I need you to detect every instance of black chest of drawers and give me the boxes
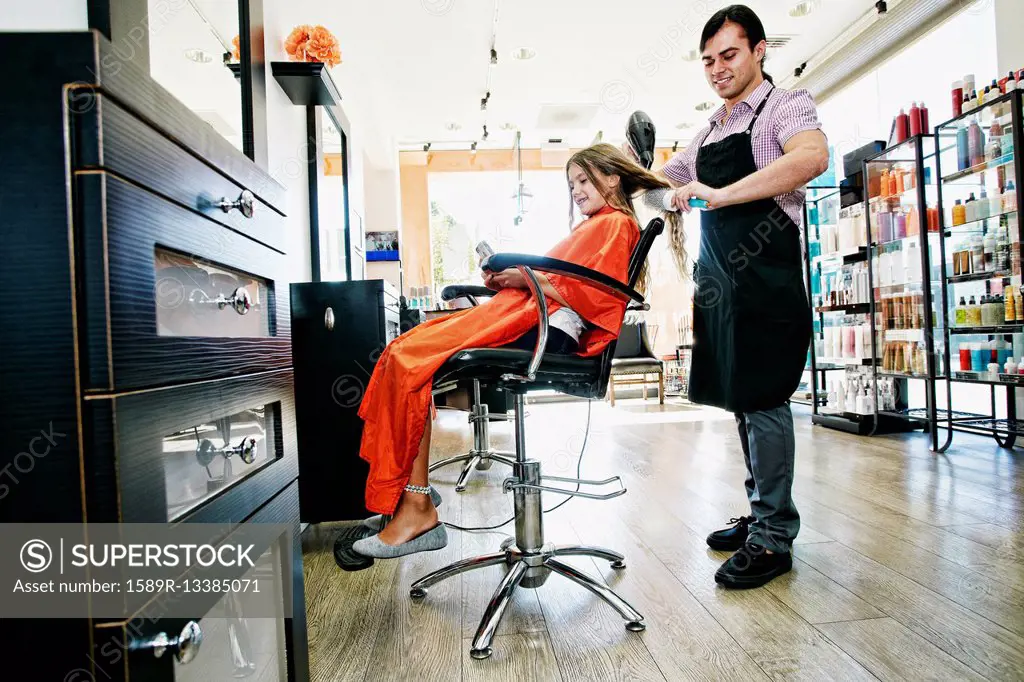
[0,32,308,681]
[290,279,401,522]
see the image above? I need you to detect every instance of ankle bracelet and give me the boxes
[404,484,431,495]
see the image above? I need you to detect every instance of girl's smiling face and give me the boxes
[567,163,617,216]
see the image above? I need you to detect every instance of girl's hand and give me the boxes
[482,271,501,290]
[491,269,528,289]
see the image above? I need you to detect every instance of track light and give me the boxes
[875,1,887,14]
[794,61,807,78]
[482,125,489,141]
[470,141,477,154]
[423,143,431,152]
[490,47,498,65]
[672,141,678,152]
[480,91,491,110]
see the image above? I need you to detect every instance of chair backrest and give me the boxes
[559,217,663,400]
[613,321,657,360]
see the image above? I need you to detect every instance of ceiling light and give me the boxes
[183,48,212,63]
[482,125,489,141]
[512,47,535,61]
[470,141,478,156]
[695,101,717,112]
[681,49,700,62]
[675,122,693,130]
[445,122,461,131]
[789,1,819,17]
[500,122,517,131]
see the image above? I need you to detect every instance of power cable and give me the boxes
[443,399,593,534]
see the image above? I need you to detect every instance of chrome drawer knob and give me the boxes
[221,287,252,315]
[325,307,335,331]
[128,621,203,664]
[187,287,252,315]
[218,189,256,218]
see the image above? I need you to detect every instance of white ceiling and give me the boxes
[150,0,877,166]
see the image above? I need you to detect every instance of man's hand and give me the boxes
[671,181,730,212]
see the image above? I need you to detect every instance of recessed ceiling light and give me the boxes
[789,1,819,17]
[681,49,700,62]
[183,48,212,63]
[695,101,717,112]
[512,47,536,60]
[500,122,517,131]
[445,122,461,131]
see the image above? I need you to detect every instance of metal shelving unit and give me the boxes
[935,88,1024,451]
[862,134,948,448]
[803,186,879,432]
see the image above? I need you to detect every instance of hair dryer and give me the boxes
[626,110,657,170]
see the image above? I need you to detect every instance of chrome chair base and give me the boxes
[429,379,514,492]
[428,450,515,491]
[417,392,644,660]
[409,542,645,659]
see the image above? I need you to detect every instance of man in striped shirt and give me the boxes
[660,5,828,589]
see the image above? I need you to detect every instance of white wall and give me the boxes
[994,0,1024,77]
[0,0,87,30]
[262,3,314,284]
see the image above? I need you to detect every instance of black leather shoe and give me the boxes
[706,515,755,551]
[714,542,792,589]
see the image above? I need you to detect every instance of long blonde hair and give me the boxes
[566,143,686,294]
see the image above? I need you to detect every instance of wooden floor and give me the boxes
[302,399,1024,681]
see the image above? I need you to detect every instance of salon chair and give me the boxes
[428,285,515,491]
[412,217,664,660]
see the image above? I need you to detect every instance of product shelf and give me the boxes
[949,371,1024,386]
[941,153,1016,185]
[944,208,1018,234]
[948,324,1024,334]
[946,269,1012,284]
[816,303,870,314]
[954,418,1024,437]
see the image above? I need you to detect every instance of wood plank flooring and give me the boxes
[302,400,1024,681]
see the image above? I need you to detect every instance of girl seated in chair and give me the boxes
[353,143,684,558]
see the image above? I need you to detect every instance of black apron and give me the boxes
[688,87,811,413]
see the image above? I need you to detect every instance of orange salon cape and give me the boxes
[357,204,640,514]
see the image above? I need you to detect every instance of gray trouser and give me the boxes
[735,404,799,553]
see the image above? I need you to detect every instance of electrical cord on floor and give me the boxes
[443,399,592,534]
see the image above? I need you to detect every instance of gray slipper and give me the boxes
[352,523,448,559]
[362,486,443,532]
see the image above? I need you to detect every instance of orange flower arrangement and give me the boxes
[285,25,341,67]
[230,34,240,62]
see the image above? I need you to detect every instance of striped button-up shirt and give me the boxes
[661,79,824,227]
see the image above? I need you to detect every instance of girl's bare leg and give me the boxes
[376,413,439,545]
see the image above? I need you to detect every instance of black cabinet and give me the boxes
[291,279,400,522]
[0,32,307,680]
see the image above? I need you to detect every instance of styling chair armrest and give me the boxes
[483,254,645,305]
[441,284,497,307]
[481,253,645,385]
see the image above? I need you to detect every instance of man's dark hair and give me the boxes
[700,4,773,84]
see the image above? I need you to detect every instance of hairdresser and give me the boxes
[661,5,827,588]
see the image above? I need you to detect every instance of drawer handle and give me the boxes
[218,189,256,218]
[128,621,203,664]
[325,306,335,331]
[190,287,252,315]
[196,437,259,466]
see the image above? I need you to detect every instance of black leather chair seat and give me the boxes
[610,358,662,374]
[434,347,603,395]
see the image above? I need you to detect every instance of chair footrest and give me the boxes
[503,474,626,500]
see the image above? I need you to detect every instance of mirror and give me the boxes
[147,0,244,152]
[318,109,355,281]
